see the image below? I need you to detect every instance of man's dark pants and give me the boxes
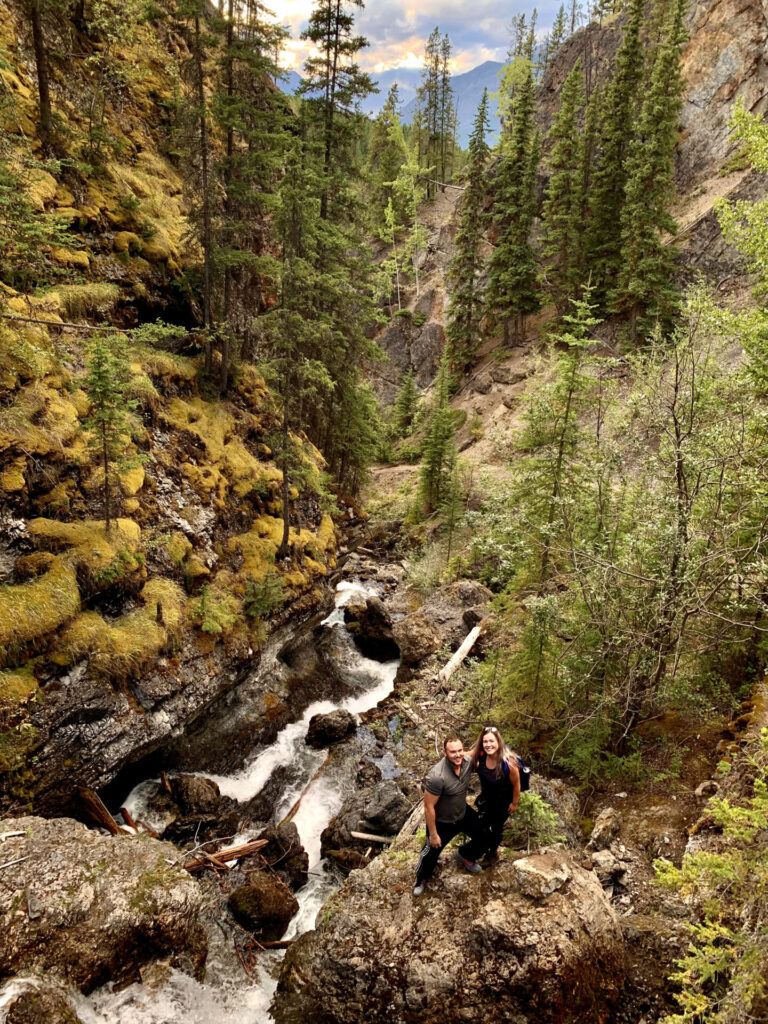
[414,806,484,883]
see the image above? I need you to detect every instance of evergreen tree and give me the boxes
[487,65,541,346]
[367,84,404,224]
[541,60,586,313]
[419,346,457,511]
[585,0,645,300]
[300,0,375,221]
[438,33,456,187]
[445,89,490,374]
[393,366,419,436]
[543,5,567,67]
[417,27,442,199]
[612,0,687,339]
[83,334,137,535]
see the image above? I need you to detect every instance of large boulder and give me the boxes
[391,613,441,666]
[257,822,309,892]
[272,847,624,1024]
[420,581,493,650]
[321,781,412,874]
[0,816,206,993]
[306,709,357,748]
[228,871,299,940]
[3,980,84,1024]
[344,597,399,662]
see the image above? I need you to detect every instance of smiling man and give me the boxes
[413,735,484,897]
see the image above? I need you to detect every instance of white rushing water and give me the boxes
[74,580,399,1024]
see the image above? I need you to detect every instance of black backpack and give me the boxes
[516,755,532,792]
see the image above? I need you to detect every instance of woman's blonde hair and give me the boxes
[469,725,516,780]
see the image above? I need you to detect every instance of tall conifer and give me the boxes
[585,0,645,299]
[445,89,490,375]
[613,0,687,339]
[419,346,457,511]
[487,66,541,346]
[541,60,586,313]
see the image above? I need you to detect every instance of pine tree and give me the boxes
[393,367,419,436]
[367,84,404,224]
[544,5,567,67]
[83,334,137,535]
[300,0,375,221]
[417,27,442,199]
[419,346,457,511]
[445,89,490,374]
[438,33,456,187]
[585,0,645,300]
[541,60,586,313]
[612,0,687,339]
[487,66,541,346]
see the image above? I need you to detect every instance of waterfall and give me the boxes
[73,580,400,1024]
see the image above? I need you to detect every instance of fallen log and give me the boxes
[433,623,484,691]
[78,787,130,836]
[281,751,332,825]
[390,801,425,852]
[120,806,138,831]
[350,830,395,844]
[184,838,268,873]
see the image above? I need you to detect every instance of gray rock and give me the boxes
[344,597,399,661]
[473,374,493,394]
[587,807,623,851]
[168,773,224,815]
[420,581,493,650]
[0,816,206,992]
[256,822,309,891]
[228,871,299,939]
[694,779,719,800]
[273,847,624,1024]
[4,980,84,1024]
[362,780,411,833]
[391,612,441,665]
[512,850,573,897]
[306,709,357,748]
[491,366,528,385]
[591,849,627,885]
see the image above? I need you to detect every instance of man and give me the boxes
[413,735,484,897]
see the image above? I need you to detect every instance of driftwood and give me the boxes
[350,830,395,844]
[0,831,26,842]
[78,787,130,836]
[120,806,138,831]
[281,751,332,825]
[390,801,425,852]
[184,838,268,873]
[0,855,30,870]
[433,623,484,691]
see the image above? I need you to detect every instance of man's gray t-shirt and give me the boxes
[424,755,473,823]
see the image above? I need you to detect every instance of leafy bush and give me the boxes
[243,570,285,620]
[503,792,564,852]
[189,586,238,636]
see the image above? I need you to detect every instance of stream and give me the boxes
[71,580,400,1024]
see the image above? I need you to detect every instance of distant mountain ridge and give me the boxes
[280,61,504,149]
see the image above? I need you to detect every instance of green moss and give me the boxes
[50,283,120,319]
[54,578,184,680]
[0,557,80,665]
[0,666,38,705]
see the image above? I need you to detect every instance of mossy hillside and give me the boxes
[54,579,185,680]
[0,557,80,665]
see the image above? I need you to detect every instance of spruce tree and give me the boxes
[393,367,419,437]
[419,347,457,511]
[612,0,687,339]
[541,60,586,314]
[417,27,442,198]
[445,88,490,374]
[487,66,541,346]
[83,334,136,535]
[438,33,456,187]
[585,0,645,300]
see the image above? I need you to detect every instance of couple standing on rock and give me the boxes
[413,726,521,897]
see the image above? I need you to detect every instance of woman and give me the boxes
[463,725,520,865]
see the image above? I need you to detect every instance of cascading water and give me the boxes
[72,580,400,1024]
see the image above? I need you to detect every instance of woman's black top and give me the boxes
[477,752,516,808]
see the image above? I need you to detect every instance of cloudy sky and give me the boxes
[272,0,563,75]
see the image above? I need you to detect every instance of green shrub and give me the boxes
[189,586,238,635]
[503,792,564,852]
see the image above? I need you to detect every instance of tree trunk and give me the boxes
[195,16,213,331]
[278,415,290,557]
[102,432,111,534]
[29,0,52,154]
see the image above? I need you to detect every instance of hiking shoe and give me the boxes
[412,881,426,897]
[455,851,482,874]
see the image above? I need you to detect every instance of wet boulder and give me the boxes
[344,597,399,662]
[273,847,624,1024]
[306,709,357,748]
[228,871,299,940]
[168,773,224,814]
[161,774,240,845]
[0,816,207,993]
[257,822,309,892]
[4,980,84,1024]
[391,612,441,666]
[321,781,411,874]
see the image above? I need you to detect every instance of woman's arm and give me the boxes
[508,761,520,815]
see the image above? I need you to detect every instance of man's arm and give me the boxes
[424,791,441,847]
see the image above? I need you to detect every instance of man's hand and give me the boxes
[429,832,442,849]
[509,803,518,815]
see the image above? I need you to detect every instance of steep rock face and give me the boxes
[540,0,768,188]
[0,817,206,993]
[272,847,624,1024]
